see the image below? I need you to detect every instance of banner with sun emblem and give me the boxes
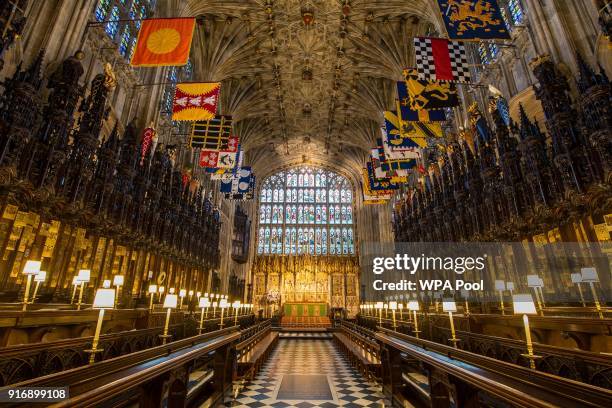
[131,18,196,67]
[437,0,511,40]
[172,83,220,121]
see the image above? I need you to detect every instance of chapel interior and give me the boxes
[0,1,610,407]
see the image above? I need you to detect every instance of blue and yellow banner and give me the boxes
[399,69,459,111]
[437,0,511,40]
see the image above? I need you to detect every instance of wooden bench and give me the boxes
[0,327,240,408]
[334,321,381,380]
[235,322,278,381]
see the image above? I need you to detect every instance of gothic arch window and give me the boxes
[94,0,155,61]
[257,167,355,255]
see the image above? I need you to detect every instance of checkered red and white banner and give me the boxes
[414,37,471,83]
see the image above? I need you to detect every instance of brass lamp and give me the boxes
[407,300,421,339]
[196,291,201,302]
[189,290,194,301]
[527,275,544,316]
[169,287,175,294]
[212,300,218,318]
[442,299,459,347]
[219,298,228,329]
[389,301,398,331]
[86,288,115,364]
[113,275,124,307]
[158,286,165,296]
[460,289,470,316]
[76,269,91,311]
[570,273,586,307]
[198,297,211,334]
[398,301,404,321]
[383,302,388,318]
[495,280,506,315]
[148,284,157,311]
[506,282,515,297]
[161,294,178,344]
[22,261,42,311]
[179,289,187,309]
[31,271,46,305]
[513,293,541,369]
[375,301,383,325]
[70,276,79,304]
[102,280,111,288]
[233,300,241,325]
[581,267,603,319]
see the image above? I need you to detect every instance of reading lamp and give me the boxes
[513,293,541,369]
[161,294,177,344]
[86,288,115,364]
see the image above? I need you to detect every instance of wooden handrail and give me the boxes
[376,327,612,407]
[432,325,612,367]
[1,327,239,390]
[50,329,240,408]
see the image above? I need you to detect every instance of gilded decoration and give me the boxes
[252,255,359,316]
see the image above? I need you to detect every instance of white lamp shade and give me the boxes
[408,300,420,311]
[212,301,218,307]
[219,299,228,308]
[494,280,506,291]
[204,293,209,297]
[199,297,211,308]
[506,282,515,291]
[169,288,175,294]
[383,303,388,309]
[398,303,403,309]
[179,289,187,297]
[23,260,42,275]
[158,286,165,293]
[113,275,124,286]
[163,294,178,309]
[388,301,397,310]
[526,275,541,288]
[77,269,91,282]
[233,301,241,308]
[570,273,583,283]
[102,279,111,288]
[513,294,537,315]
[34,271,47,282]
[93,288,116,309]
[375,301,383,310]
[442,299,457,312]
[580,267,599,282]
[72,276,79,285]
[148,284,157,293]
[189,290,194,296]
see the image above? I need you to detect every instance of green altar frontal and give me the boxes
[283,303,328,317]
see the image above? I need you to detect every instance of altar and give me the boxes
[283,303,328,317]
[252,255,360,318]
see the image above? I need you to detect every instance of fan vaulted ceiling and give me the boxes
[175,0,442,179]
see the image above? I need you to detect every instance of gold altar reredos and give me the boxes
[252,255,360,317]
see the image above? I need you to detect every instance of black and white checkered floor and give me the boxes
[223,339,386,407]
[278,332,333,339]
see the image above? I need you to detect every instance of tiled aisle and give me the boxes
[224,339,385,407]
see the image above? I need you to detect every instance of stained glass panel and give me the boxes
[257,166,354,255]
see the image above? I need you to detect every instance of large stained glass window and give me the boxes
[257,167,354,255]
[94,0,154,60]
